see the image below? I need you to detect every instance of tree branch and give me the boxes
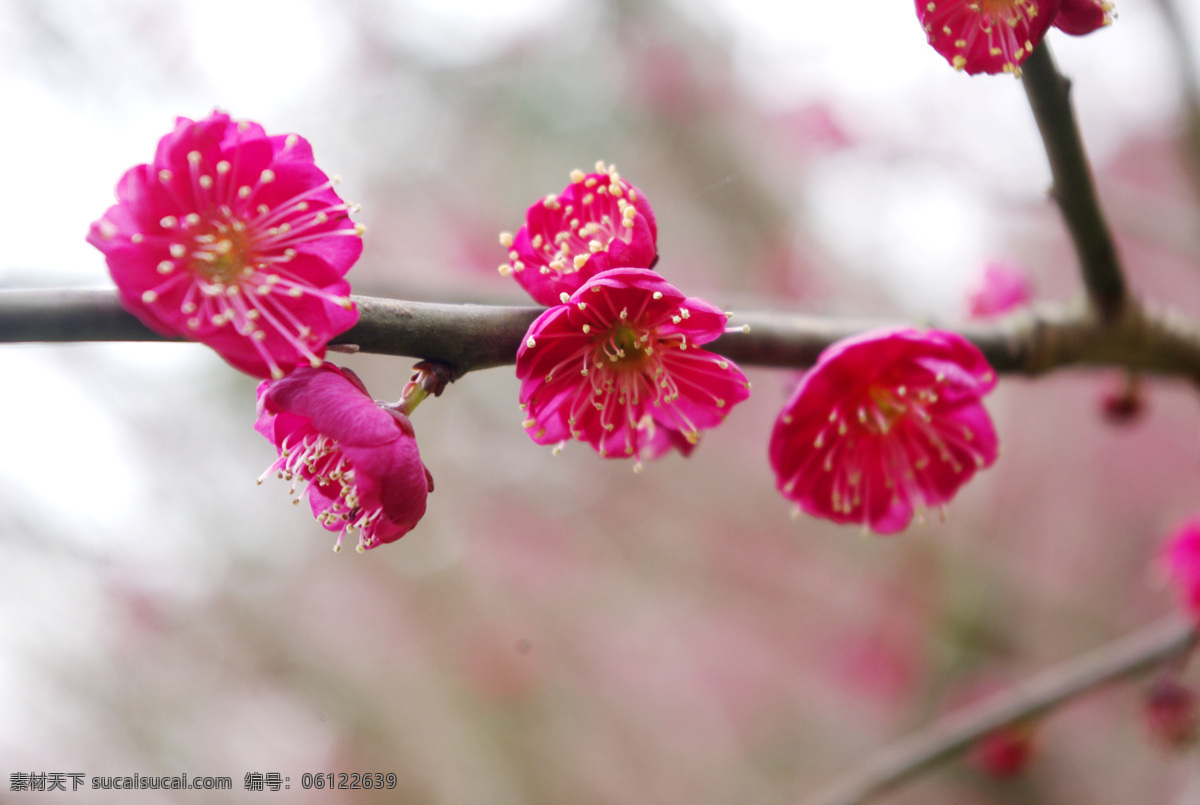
[6,289,1200,384]
[801,617,1198,805]
[1021,43,1127,319]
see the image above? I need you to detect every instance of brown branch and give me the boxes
[1021,42,1127,319]
[801,617,1198,805]
[6,289,1200,384]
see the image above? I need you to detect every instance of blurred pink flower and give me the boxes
[916,0,1061,76]
[970,723,1036,777]
[950,676,1038,778]
[256,364,433,552]
[1162,517,1200,621]
[1143,677,1197,749]
[1054,0,1115,35]
[774,103,854,153]
[770,328,998,534]
[966,262,1033,319]
[499,163,657,306]
[1100,372,1146,425]
[828,628,922,714]
[459,624,542,702]
[517,268,750,461]
[88,111,362,379]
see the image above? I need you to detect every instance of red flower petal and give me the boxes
[916,0,1062,76]
[500,164,658,306]
[88,111,363,379]
[770,328,998,534]
[516,268,749,461]
[256,365,432,551]
[1053,0,1114,35]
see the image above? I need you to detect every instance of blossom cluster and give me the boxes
[99,4,1124,547]
[501,167,1000,533]
[91,124,1009,549]
[503,164,751,466]
[90,112,432,551]
[74,16,1200,799]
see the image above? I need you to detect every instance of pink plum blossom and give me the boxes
[1161,517,1200,622]
[970,723,1036,777]
[88,111,362,379]
[1143,677,1198,749]
[916,0,1061,76]
[769,328,999,534]
[916,0,1113,76]
[516,268,750,462]
[949,677,1038,777]
[1054,0,1114,35]
[500,163,657,307]
[256,364,433,552]
[1100,372,1146,424]
[967,262,1033,319]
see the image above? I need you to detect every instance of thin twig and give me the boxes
[1022,42,1127,319]
[801,617,1198,805]
[6,289,1200,384]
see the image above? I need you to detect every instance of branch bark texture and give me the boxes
[1022,43,1128,318]
[801,617,1198,805]
[6,289,1200,385]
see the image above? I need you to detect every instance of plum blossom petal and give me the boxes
[88,111,363,379]
[970,724,1036,777]
[770,328,999,534]
[516,268,750,462]
[916,0,1062,76]
[967,262,1033,319]
[500,163,657,307]
[1143,676,1198,749]
[256,364,433,551]
[1162,517,1200,622]
[1054,0,1114,35]
[1100,371,1146,424]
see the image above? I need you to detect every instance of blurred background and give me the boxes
[3,0,1200,801]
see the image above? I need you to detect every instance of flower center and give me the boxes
[602,324,651,370]
[864,385,910,434]
[261,429,384,553]
[978,0,1036,21]
[189,221,254,285]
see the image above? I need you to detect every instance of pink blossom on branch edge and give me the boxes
[1143,677,1198,749]
[971,724,1036,777]
[916,0,1062,76]
[966,261,1033,319]
[1054,0,1115,35]
[516,268,750,463]
[916,0,1113,77]
[500,162,657,307]
[1162,517,1200,622]
[88,111,363,379]
[256,364,433,552]
[770,328,999,535]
